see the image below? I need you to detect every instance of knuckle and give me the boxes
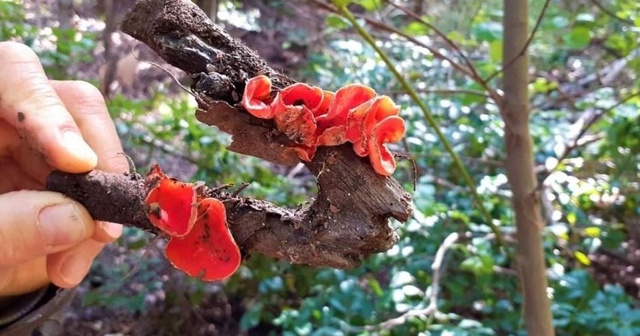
[100,148,129,173]
[63,81,106,114]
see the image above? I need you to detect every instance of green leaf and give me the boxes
[574,251,591,266]
[326,13,350,30]
[403,21,430,36]
[472,21,503,42]
[355,0,382,11]
[331,0,351,7]
[489,40,502,62]
[240,302,264,331]
[565,26,592,49]
[584,227,601,238]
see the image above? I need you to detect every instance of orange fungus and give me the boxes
[165,198,241,281]
[144,164,197,237]
[241,76,406,176]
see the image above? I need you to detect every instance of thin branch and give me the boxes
[589,0,634,25]
[336,4,504,246]
[306,0,478,85]
[383,0,498,99]
[484,0,551,83]
[540,91,640,184]
[387,88,490,98]
[363,232,460,331]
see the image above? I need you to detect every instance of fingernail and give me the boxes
[38,203,87,247]
[60,252,91,286]
[98,221,123,241]
[62,131,98,166]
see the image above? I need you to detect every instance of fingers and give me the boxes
[51,80,127,243]
[92,221,123,243]
[0,41,98,173]
[47,239,104,288]
[0,190,95,267]
[0,258,49,296]
[51,80,129,174]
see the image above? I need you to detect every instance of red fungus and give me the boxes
[317,84,376,126]
[144,164,197,237]
[367,116,406,176]
[345,96,400,157]
[271,96,318,148]
[242,75,275,118]
[165,198,241,281]
[241,76,406,176]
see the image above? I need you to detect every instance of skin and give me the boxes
[0,41,128,296]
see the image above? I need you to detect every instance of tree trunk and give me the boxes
[502,0,555,335]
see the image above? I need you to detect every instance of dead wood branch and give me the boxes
[46,0,412,269]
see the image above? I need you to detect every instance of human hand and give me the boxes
[0,42,128,296]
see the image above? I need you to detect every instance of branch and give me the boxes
[387,88,490,99]
[485,0,550,83]
[540,91,640,183]
[335,4,504,246]
[589,0,634,25]
[46,0,412,269]
[358,232,460,332]
[306,0,474,79]
[502,0,554,334]
[383,0,499,100]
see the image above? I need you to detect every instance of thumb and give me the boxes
[0,190,94,267]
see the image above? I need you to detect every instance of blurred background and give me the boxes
[2,0,640,334]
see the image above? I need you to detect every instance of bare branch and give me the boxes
[485,0,551,83]
[306,0,479,84]
[360,232,461,331]
[589,0,634,25]
[47,0,413,270]
[387,88,490,98]
[540,91,640,184]
[383,0,498,99]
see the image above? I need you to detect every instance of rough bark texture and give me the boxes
[502,0,555,334]
[46,0,412,269]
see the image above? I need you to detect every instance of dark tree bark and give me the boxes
[46,0,412,269]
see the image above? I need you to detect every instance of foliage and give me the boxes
[2,0,640,335]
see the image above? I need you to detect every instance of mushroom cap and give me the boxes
[144,165,197,237]
[242,75,275,119]
[241,76,406,175]
[367,116,406,176]
[165,198,241,281]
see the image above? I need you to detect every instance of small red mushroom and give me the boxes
[271,96,318,148]
[242,75,275,118]
[317,84,376,127]
[241,76,407,175]
[367,116,406,176]
[280,82,325,111]
[164,198,241,281]
[345,96,400,157]
[144,164,197,237]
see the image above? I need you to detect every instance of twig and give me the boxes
[306,1,473,81]
[387,88,490,98]
[383,0,498,99]
[589,0,634,25]
[361,232,460,331]
[484,0,551,82]
[540,91,640,184]
[335,4,504,246]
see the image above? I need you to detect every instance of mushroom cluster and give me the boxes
[144,164,241,281]
[242,75,406,176]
